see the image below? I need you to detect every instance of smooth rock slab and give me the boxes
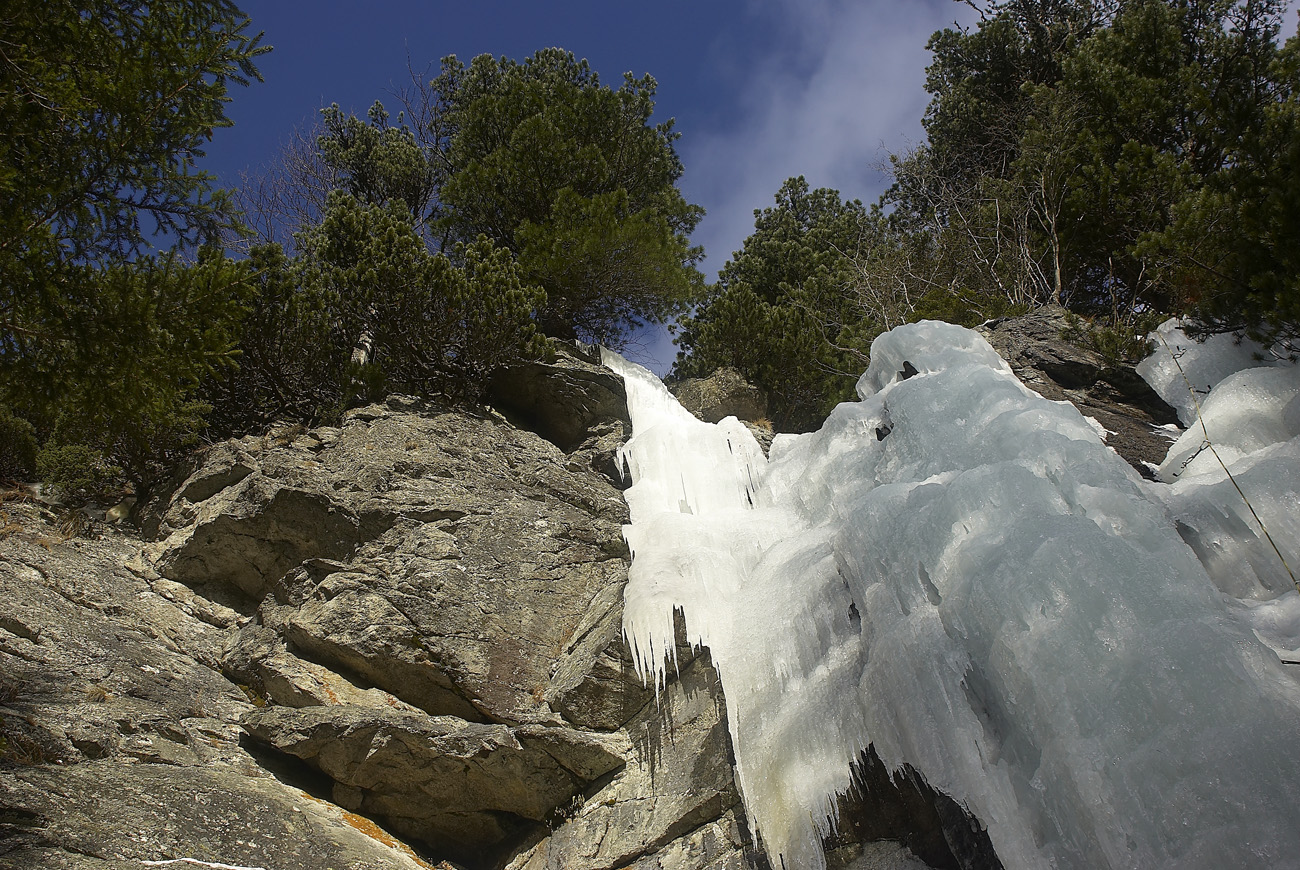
[240,704,627,864]
[0,760,431,870]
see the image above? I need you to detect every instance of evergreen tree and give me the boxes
[317,102,438,228]
[676,178,877,430]
[290,193,548,405]
[430,48,705,344]
[0,0,267,487]
[891,0,1298,344]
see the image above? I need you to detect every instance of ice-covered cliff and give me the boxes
[606,320,1300,870]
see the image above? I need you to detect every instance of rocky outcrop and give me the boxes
[671,368,775,454]
[506,651,757,870]
[144,395,633,724]
[1,363,765,869]
[241,705,627,864]
[671,368,768,426]
[488,341,633,487]
[0,505,435,870]
[979,309,1181,477]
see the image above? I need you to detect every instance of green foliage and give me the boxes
[516,188,704,339]
[680,2,1299,431]
[892,0,1298,340]
[677,179,879,430]
[679,283,855,432]
[0,407,38,482]
[4,252,256,484]
[432,48,705,344]
[1140,15,1300,345]
[35,444,125,504]
[199,244,337,432]
[317,102,438,223]
[921,1,1109,184]
[911,287,1028,327]
[289,192,548,402]
[0,0,267,485]
[0,0,266,264]
[1061,308,1163,367]
[715,178,870,306]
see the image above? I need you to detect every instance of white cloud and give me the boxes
[629,0,975,374]
[680,0,976,278]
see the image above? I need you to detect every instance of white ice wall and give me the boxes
[605,322,1300,870]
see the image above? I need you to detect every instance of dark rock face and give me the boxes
[487,341,633,487]
[826,746,1002,870]
[979,309,1181,477]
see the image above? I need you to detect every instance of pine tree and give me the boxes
[0,0,268,487]
[431,48,705,344]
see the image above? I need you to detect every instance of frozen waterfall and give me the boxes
[603,321,1300,870]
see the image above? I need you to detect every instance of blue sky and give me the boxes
[202,0,977,372]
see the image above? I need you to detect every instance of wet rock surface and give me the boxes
[826,747,1001,870]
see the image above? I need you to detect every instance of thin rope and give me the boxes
[1159,332,1298,594]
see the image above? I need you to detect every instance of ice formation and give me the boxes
[603,321,1300,870]
[1139,321,1300,662]
[1135,318,1296,427]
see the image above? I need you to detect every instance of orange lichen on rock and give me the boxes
[321,680,341,705]
[300,791,437,869]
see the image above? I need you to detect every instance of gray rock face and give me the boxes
[1,760,438,870]
[671,368,775,454]
[979,308,1180,477]
[488,341,634,486]
[505,652,762,870]
[0,507,432,870]
[544,581,655,730]
[3,372,772,870]
[145,396,633,726]
[671,368,768,426]
[241,704,627,864]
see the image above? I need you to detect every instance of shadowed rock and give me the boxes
[242,704,627,865]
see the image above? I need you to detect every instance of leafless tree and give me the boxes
[227,123,339,253]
